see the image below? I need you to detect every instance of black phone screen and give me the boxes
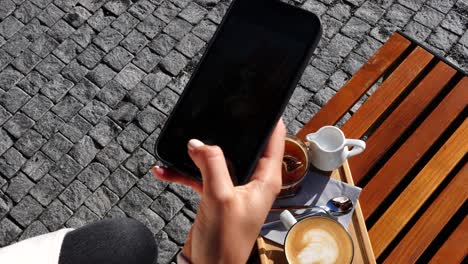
[157,0,321,184]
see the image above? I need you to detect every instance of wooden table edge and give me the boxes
[256,161,376,263]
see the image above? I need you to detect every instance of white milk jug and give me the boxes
[305,126,366,171]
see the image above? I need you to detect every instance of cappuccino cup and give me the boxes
[280,210,354,264]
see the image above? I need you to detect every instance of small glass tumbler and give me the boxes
[278,135,310,198]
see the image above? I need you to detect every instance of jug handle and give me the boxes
[345,139,366,158]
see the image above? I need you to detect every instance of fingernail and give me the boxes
[153,165,164,176]
[188,139,204,151]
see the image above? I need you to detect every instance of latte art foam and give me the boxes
[298,229,338,264]
[284,217,353,264]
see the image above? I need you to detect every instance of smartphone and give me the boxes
[156,0,322,185]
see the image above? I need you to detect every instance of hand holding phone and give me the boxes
[156,0,321,184]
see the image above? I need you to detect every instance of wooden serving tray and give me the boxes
[256,161,376,263]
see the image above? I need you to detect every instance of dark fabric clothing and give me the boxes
[59,218,157,264]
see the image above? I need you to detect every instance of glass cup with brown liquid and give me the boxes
[279,135,310,198]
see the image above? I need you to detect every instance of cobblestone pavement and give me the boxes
[0,0,466,262]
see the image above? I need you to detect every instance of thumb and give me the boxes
[187,139,234,198]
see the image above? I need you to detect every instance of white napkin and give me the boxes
[260,170,362,245]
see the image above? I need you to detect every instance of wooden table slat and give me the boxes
[359,77,468,219]
[296,33,411,140]
[341,46,433,140]
[348,62,457,183]
[369,118,468,257]
[383,163,468,263]
[429,216,468,264]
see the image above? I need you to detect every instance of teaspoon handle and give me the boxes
[270,205,312,211]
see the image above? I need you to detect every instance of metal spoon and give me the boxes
[270,196,353,216]
[262,196,353,229]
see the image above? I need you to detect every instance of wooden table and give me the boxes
[256,161,376,264]
[256,31,467,263]
[291,32,466,263]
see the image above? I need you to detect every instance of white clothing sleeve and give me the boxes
[0,228,74,264]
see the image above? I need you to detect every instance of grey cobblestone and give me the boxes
[0,129,14,156]
[155,1,181,23]
[118,187,152,217]
[151,191,184,221]
[39,199,73,231]
[164,212,191,244]
[143,71,172,92]
[168,183,200,211]
[29,174,64,206]
[12,49,42,74]
[133,47,161,72]
[156,231,180,264]
[0,107,11,126]
[160,50,188,76]
[111,12,140,35]
[77,44,106,69]
[71,24,96,48]
[69,78,100,104]
[52,95,84,121]
[414,5,445,29]
[128,0,156,20]
[14,129,47,157]
[35,54,65,79]
[105,205,126,218]
[134,207,165,234]
[5,172,35,202]
[0,0,16,21]
[49,154,83,185]
[64,6,91,28]
[0,67,24,91]
[34,112,65,138]
[84,186,118,217]
[86,63,117,87]
[21,151,53,181]
[441,10,467,35]
[59,180,91,210]
[47,19,75,42]
[60,114,92,143]
[428,0,455,13]
[96,80,126,108]
[117,123,148,152]
[87,8,116,31]
[96,141,129,171]
[0,86,31,113]
[0,147,26,178]
[0,218,22,246]
[137,171,168,199]
[109,101,139,126]
[4,113,35,138]
[427,26,459,52]
[65,205,99,228]
[61,59,89,83]
[41,133,73,161]
[89,116,122,146]
[79,99,111,124]
[10,195,44,227]
[163,17,192,40]
[18,220,48,241]
[104,46,134,71]
[37,4,64,27]
[128,82,157,109]
[124,147,156,177]
[138,15,166,38]
[151,88,179,114]
[53,39,84,64]
[68,135,99,166]
[121,29,149,54]
[114,63,146,90]
[0,16,24,39]
[149,33,177,56]
[18,71,47,96]
[104,166,137,197]
[77,162,109,191]
[30,34,59,58]
[93,27,124,52]
[136,105,166,133]
[3,35,31,57]
[104,0,129,16]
